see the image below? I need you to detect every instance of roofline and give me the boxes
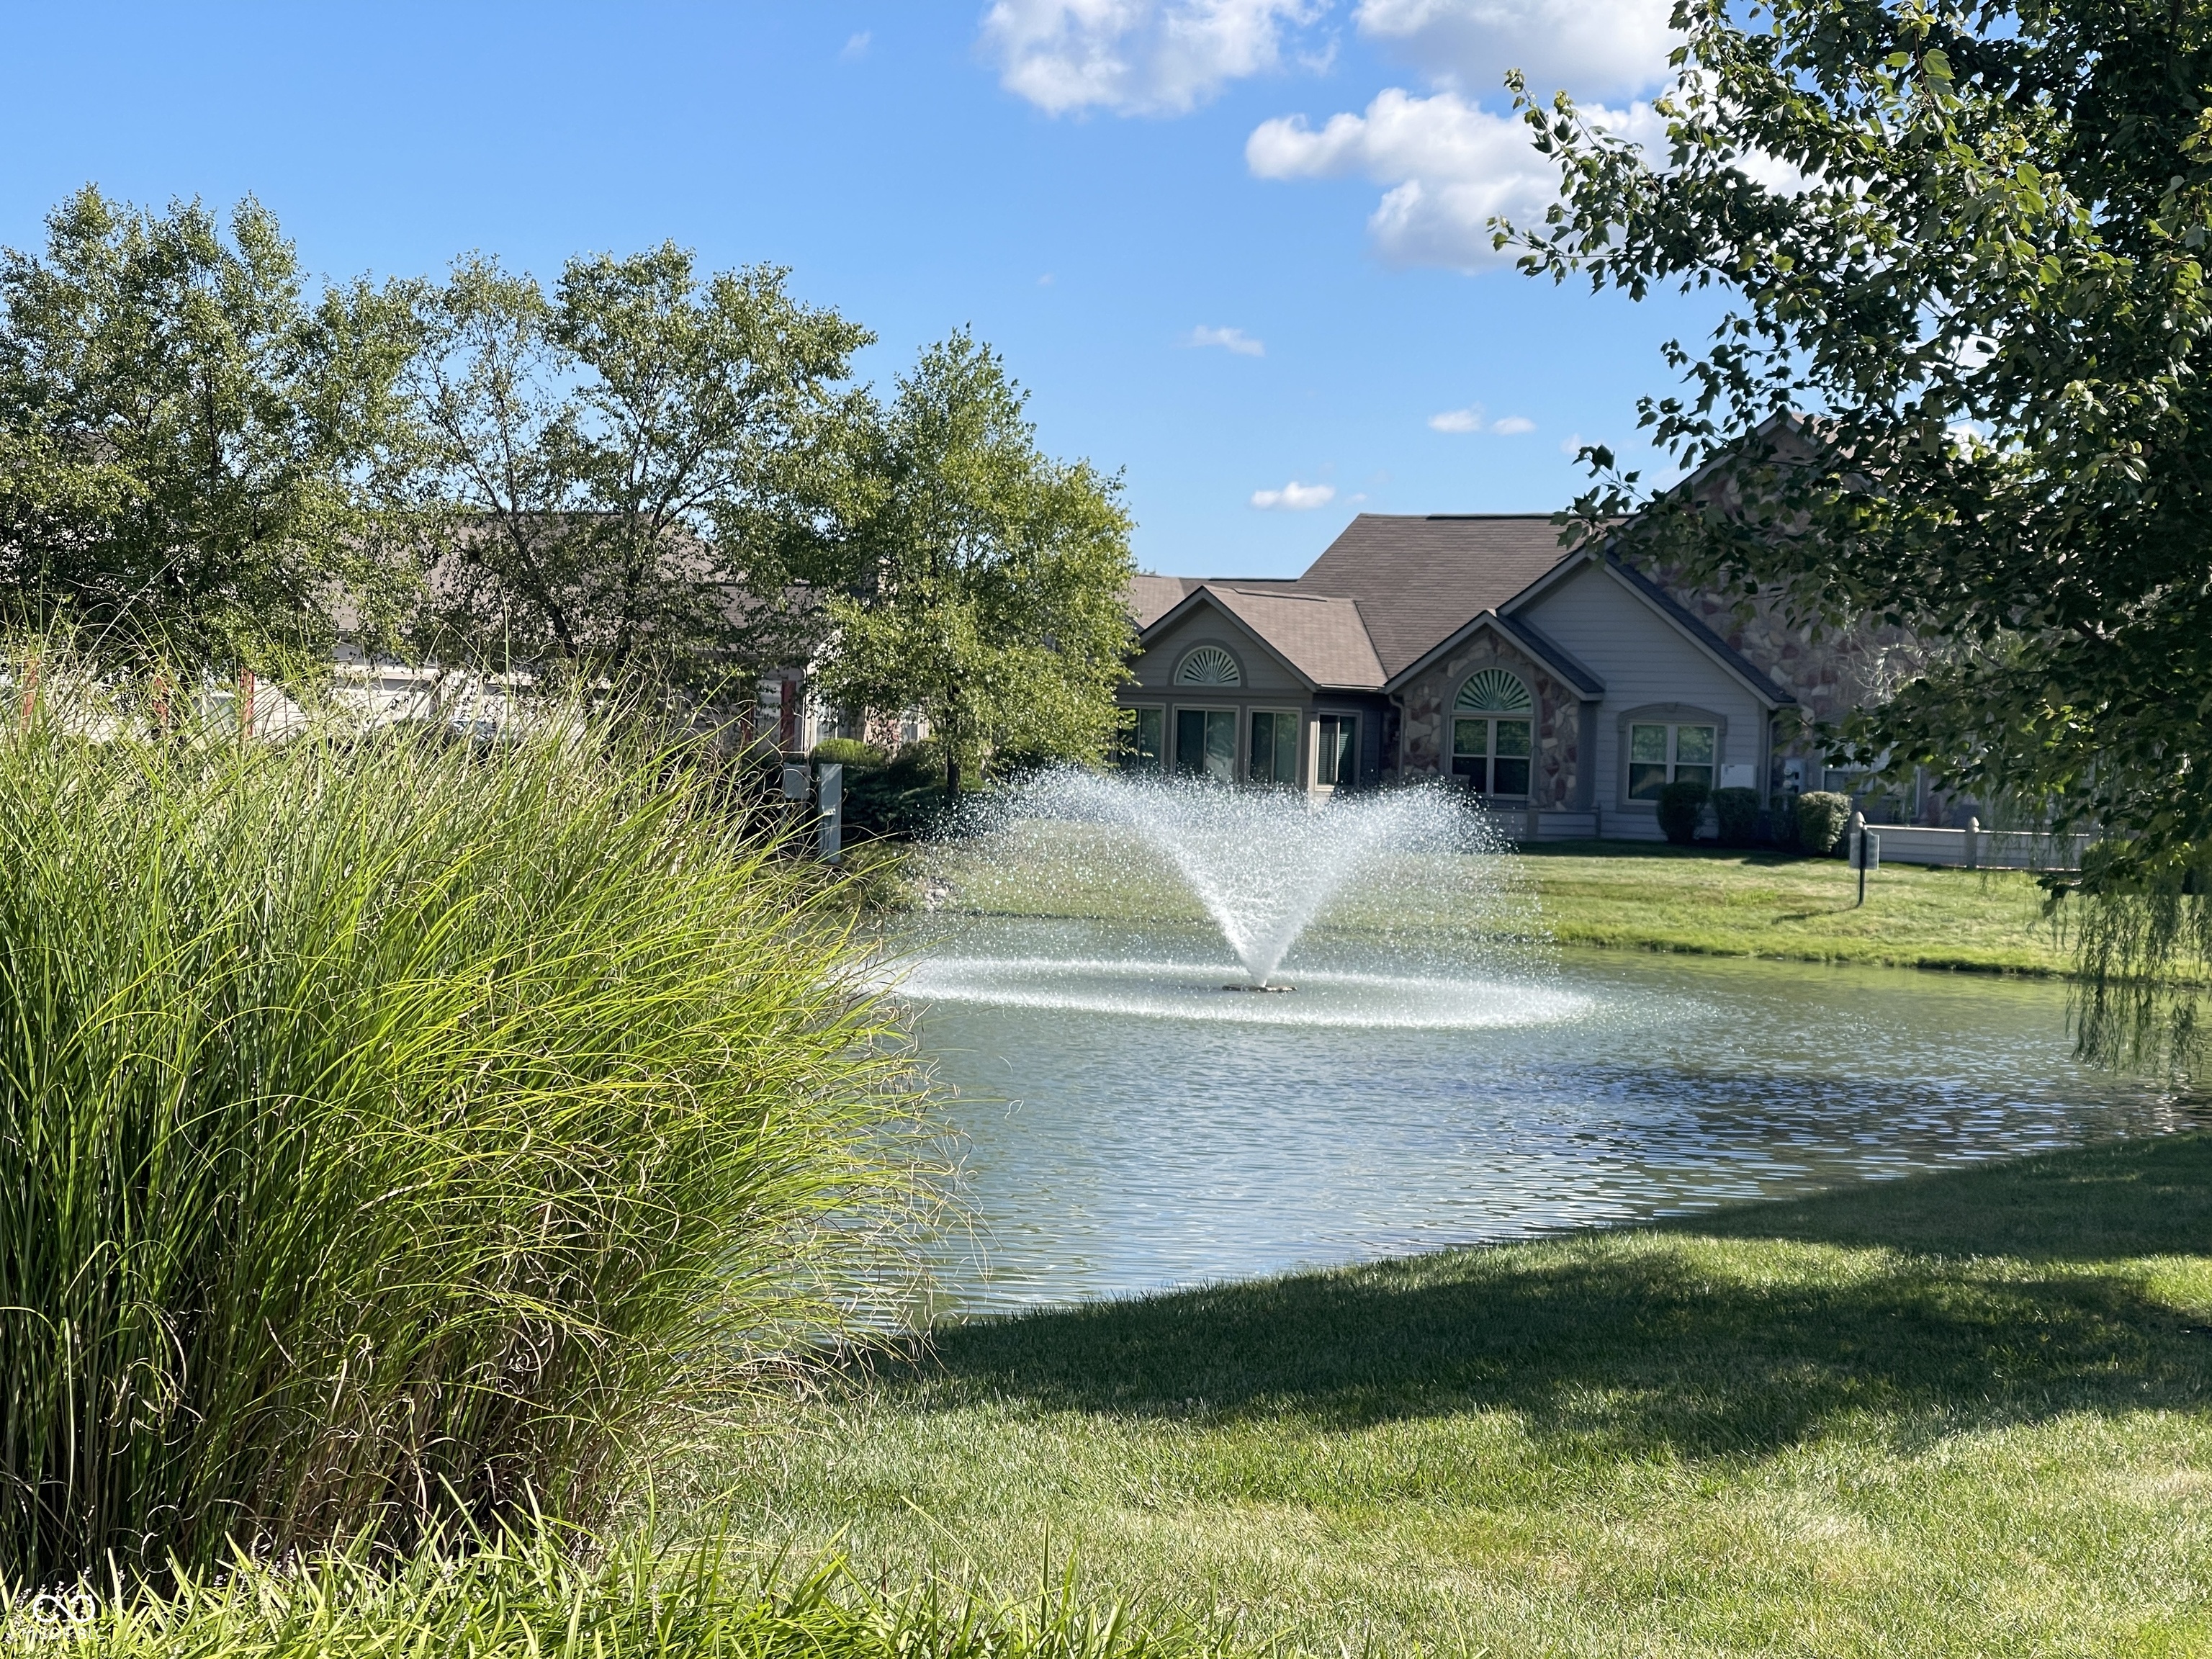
[1138,583,1321,693]
[1382,608,1606,698]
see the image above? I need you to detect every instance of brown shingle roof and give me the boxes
[1294,514,1573,678]
[1128,575,1203,629]
[1202,584,1385,689]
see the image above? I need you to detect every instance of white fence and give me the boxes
[1493,807,2095,871]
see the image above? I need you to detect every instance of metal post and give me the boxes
[817,762,843,863]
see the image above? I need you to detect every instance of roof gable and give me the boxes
[1140,582,1385,690]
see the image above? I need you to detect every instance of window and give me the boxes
[1314,714,1357,787]
[1174,707,1237,781]
[1175,645,1241,687]
[1249,710,1299,785]
[1451,670,1534,796]
[1628,721,1717,801]
[1123,706,1164,773]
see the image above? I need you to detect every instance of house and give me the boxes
[1123,513,1917,837]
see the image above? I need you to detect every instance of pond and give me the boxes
[896,914,2189,1312]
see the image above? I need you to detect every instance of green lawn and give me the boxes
[917,826,2095,977]
[697,1135,2212,1658]
[1517,840,2080,975]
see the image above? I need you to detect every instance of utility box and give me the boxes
[781,763,809,802]
[817,762,843,863]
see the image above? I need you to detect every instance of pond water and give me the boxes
[894,915,2190,1312]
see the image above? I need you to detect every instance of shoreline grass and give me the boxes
[911,824,2167,980]
[694,1132,2212,1658]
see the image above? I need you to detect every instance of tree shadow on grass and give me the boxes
[882,1133,2212,1460]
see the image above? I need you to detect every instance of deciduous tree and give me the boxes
[814,333,1135,796]
[406,246,868,683]
[1507,0,2212,1061]
[0,186,418,661]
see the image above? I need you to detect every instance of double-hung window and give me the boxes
[1122,706,1164,773]
[1451,670,1534,796]
[1627,721,1717,801]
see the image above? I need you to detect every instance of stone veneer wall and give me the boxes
[1396,631,1578,806]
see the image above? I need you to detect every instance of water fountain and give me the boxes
[900,770,1578,1030]
[885,768,2179,1312]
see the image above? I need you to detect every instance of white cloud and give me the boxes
[1559,431,1585,455]
[1251,480,1335,508]
[1354,0,1676,101]
[1430,404,1534,433]
[1249,86,1666,267]
[840,30,871,60]
[1184,324,1265,356]
[981,0,1321,116]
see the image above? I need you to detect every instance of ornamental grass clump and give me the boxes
[0,655,926,1586]
[0,1530,1229,1659]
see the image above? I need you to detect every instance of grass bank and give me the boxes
[700,1133,2212,1657]
[920,824,2099,977]
[1517,840,2079,975]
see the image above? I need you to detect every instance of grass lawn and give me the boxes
[1516,840,2081,976]
[918,825,2099,978]
[699,1135,2212,1658]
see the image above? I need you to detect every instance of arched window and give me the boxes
[1451,670,1534,796]
[1175,645,1241,686]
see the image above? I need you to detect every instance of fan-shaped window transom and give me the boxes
[1456,669,1532,713]
[1176,645,1241,687]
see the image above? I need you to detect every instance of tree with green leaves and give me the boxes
[1507,0,2212,1064]
[0,186,418,662]
[405,245,869,684]
[813,333,1136,796]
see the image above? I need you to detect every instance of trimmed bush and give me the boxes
[1657,777,1709,844]
[811,736,888,770]
[844,742,951,838]
[1712,786,1761,847]
[1797,788,1853,856]
[0,658,924,1584]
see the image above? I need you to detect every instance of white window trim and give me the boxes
[1616,703,1728,811]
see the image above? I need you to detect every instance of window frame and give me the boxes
[1174,644,1243,688]
[1121,703,1165,774]
[1172,703,1239,783]
[1247,707,1301,787]
[1614,704,1729,810]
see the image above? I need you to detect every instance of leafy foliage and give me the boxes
[1712,784,1761,847]
[404,247,871,681]
[812,334,1136,796]
[0,188,418,661]
[1797,791,1853,857]
[1503,0,2212,1055]
[0,647,924,1583]
[1658,776,1710,844]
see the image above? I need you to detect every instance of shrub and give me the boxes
[844,742,951,839]
[811,736,888,770]
[1657,777,1709,844]
[1797,789,1853,856]
[1712,786,1761,847]
[0,656,925,1585]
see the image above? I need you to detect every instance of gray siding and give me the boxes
[1515,562,1767,817]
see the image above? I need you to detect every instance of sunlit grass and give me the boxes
[701,1135,2212,1657]
[1,1531,1233,1658]
[922,823,2108,977]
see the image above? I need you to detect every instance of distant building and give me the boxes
[1123,513,1936,837]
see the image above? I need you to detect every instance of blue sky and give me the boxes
[0,1,1713,577]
